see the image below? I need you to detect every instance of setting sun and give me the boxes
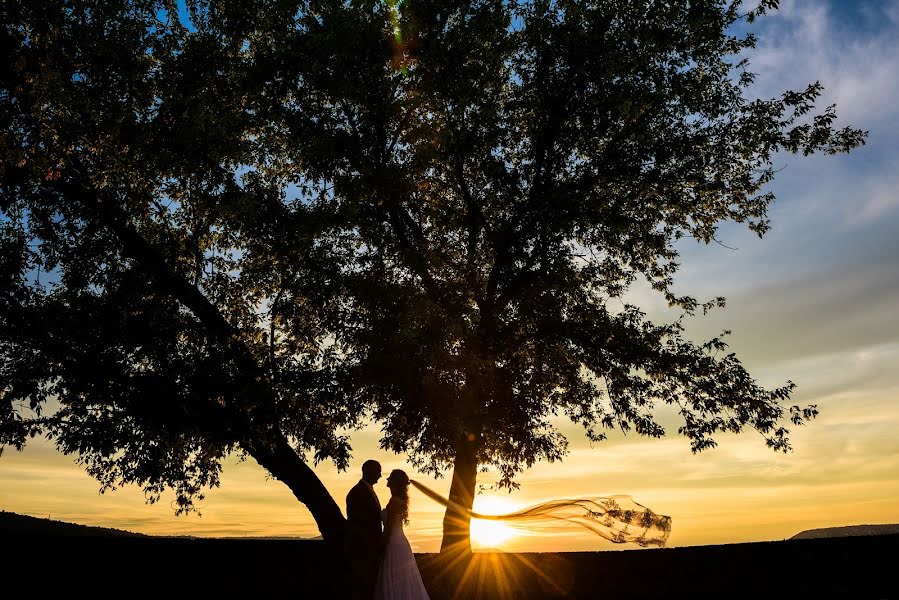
[470,496,521,549]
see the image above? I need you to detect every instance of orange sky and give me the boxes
[3,386,898,553]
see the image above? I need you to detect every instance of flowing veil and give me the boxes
[410,480,672,547]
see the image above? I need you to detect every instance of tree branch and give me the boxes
[338,101,446,304]
[57,176,347,544]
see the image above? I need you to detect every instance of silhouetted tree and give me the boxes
[2,0,865,556]
[0,0,353,545]
[251,0,865,554]
[245,0,863,554]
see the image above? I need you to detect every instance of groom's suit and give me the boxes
[346,479,383,600]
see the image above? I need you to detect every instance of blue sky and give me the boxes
[669,0,899,365]
[1,0,897,551]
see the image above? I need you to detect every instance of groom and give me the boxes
[345,459,384,600]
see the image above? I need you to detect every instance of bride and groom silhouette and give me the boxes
[344,459,674,600]
[345,460,429,600]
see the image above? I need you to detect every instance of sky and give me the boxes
[2,0,898,553]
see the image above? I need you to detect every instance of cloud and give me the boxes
[626,8,899,373]
[747,0,899,126]
[887,0,899,24]
[745,0,899,226]
[679,258,899,366]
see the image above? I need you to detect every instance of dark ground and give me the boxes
[2,533,897,599]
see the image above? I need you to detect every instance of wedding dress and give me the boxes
[373,503,430,600]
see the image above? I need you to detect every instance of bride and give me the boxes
[373,469,430,600]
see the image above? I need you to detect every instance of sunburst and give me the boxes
[470,496,520,550]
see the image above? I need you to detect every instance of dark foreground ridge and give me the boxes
[3,531,897,599]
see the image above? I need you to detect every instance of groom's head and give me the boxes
[361,460,382,485]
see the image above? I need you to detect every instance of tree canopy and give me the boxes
[1,0,864,554]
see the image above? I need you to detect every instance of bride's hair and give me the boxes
[409,480,671,547]
[387,469,411,525]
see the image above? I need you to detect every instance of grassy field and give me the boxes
[4,532,898,599]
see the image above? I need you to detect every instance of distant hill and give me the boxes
[791,523,899,540]
[0,511,322,540]
[0,511,146,537]
[214,534,323,541]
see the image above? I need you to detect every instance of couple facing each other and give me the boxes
[345,460,429,600]
[343,458,674,600]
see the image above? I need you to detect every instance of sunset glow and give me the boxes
[470,497,521,549]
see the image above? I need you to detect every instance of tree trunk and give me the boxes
[247,434,346,548]
[70,184,349,548]
[440,430,480,555]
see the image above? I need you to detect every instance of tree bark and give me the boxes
[247,434,346,547]
[440,429,480,555]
